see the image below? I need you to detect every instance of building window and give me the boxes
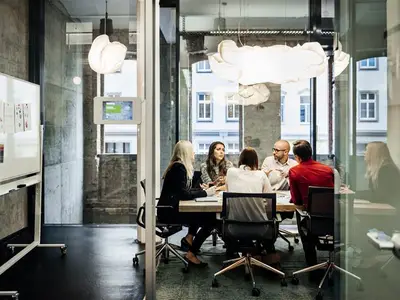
[198,143,210,154]
[197,93,212,121]
[226,93,239,121]
[196,60,211,73]
[356,143,367,156]
[105,142,131,154]
[359,58,378,70]
[300,95,311,124]
[359,91,378,121]
[280,95,285,123]
[227,143,240,154]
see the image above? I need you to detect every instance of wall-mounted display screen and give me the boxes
[102,101,133,121]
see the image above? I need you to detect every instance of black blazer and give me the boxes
[158,162,207,212]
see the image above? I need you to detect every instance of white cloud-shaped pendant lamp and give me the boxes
[88,34,127,74]
[333,41,350,77]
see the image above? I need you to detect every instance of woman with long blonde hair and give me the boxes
[364,142,400,207]
[158,140,217,266]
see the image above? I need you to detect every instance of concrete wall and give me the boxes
[43,2,84,224]
[0,0,29,239]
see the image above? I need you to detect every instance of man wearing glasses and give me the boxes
[261,140,297,191]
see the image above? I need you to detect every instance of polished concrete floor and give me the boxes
[1,226,398,300]
[0,226,145,300]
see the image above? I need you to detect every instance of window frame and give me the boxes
[359,91,378,122]
[197,143,210,154]
[197,92,213,122]
[226,93,240,122]
[196,60,212,73]
[280,95,285,123]
[359,58,378,70]
[104,142,131,154]
[299,95,311,124]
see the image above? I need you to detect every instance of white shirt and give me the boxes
[261,156,298,191]
[226,165,272,193]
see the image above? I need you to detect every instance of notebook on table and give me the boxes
[195,196,219,202]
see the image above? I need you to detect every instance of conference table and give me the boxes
[178,188,397,216]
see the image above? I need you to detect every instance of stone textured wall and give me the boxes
[43,2,84,224]
[0,0,29,239]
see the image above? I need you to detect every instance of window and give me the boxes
[300,95,311,124]
[280,95,285,123]
[196,60,211,73]
[359,92,378,121]
[105,142,131,154]
[197,93,212,121]
[227,143,240,154]
[359,58,378,70]
[198,143,210,154]
[226,93,239,121]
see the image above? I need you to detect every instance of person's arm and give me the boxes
[171,164,207,201]
[289,169,302,205]
[262,173,273,193]
[200,163,213,184]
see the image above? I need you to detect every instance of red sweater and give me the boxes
[289,159,334,209]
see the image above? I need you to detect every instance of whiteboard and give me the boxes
[0,73,40,183]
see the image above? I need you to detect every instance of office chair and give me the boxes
[291,187,362,300]
[279,227,299,251]
[133,180,189,273]
[211,192,287,297]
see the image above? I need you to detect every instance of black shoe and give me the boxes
[184,257,208,268]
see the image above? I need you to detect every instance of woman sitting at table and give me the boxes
[226,147,272,193]
[200,141,233,188]
[158,140,217,266]
[361,141,400,208]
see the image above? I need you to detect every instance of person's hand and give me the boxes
[200,183,209,190]
[264,169,273,176]
[279,170,289,178]
[206,186,217,196]
[216,176,226,186]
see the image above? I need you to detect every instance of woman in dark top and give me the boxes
[363,141,400,208]
[158,140,217,266]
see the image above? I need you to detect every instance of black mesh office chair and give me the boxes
[133,180,189,272]
[291,186,362,300]
[211,192,287,297]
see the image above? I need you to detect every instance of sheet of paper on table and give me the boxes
[195,196,219,202]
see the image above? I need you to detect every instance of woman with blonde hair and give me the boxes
[158,140,217,266]
[363,141,400,207]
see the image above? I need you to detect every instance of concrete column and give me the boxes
[387,0,400,166]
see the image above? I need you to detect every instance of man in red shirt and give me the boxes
[289,140,334,266]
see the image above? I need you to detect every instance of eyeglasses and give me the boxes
[272,148,285,152]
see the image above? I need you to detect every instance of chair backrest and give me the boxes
[221,192,277,241]
[307,186,335,237]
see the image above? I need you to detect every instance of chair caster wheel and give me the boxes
[289,245,294,252]
[294,238,300,244]
[315,291,323,300]
[182,266,189,273]
[211,278,219,288]
[8,246,15,255]
[291,276,299,285]
[357,282,364,291]
[12,293,19,300]
[252,287,260,297]
[163,258,169,264]
[133,257,139,267]
[281,278,287,287]
[60,246,67,256]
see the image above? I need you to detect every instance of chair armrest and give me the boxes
[296,208,309,218]
[156,205,174,209]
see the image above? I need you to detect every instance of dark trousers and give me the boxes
[296,211,318,266]
[160,211,218,253]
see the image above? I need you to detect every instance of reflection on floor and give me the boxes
[0,226,398,300]
[0,226,145,300]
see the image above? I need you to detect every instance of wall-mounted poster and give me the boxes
[14,104,24,133]
[0,100,4,133]
[4,103,14,133]
[23,103,31,131]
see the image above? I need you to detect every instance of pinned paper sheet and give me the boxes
[0,101,4,133]
[14,104,24,133]
[23,103,32,131]
[4,103,14,134]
